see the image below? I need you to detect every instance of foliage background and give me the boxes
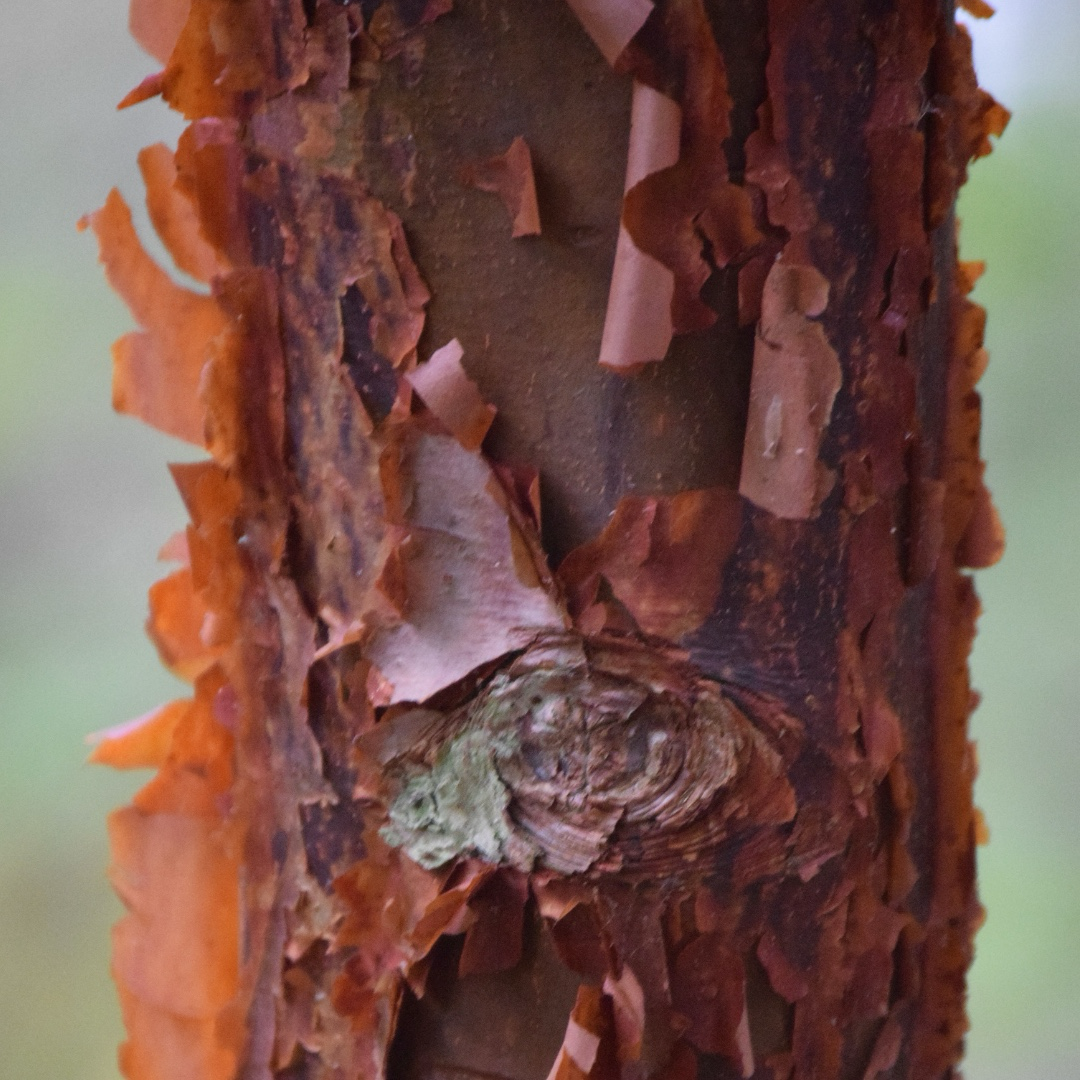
[0,2,1076,1077]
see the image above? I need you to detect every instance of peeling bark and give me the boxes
[87,1,1006,1079]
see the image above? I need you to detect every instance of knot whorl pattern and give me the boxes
[368,634,794,876]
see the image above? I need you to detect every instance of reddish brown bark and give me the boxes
[88,2,1006,1080]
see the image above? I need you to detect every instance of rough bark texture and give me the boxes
[87,2,1007,1080]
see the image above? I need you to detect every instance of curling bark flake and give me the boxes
[85,1,1008,1079]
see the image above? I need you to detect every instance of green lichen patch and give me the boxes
[380,718,530,870]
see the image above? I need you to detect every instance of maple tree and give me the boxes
[85,1,1007,1079]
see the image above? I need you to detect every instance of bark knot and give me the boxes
[364,634,794,876]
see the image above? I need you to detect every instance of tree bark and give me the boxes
[86,1,1007,1079]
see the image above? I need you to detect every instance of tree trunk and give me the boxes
[86,1,1007,1079]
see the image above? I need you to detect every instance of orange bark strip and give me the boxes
[366,430,566,704]
[602,966,645,1064]
[83,189,229,445]
[957,480,1006,569]
[459,136,542,239]
[738,262,842,520]
[147,566,222,681]
[91,12,287,1065]
[158,0,310,121]
[129,0,191,65]
[88,699,189,770]
[118,71,166,110]
[109,808,239,1017]
[172,122,247,274]
[599,81,680,371]
[117,983,237,1080]
[139,143,230,283]
[130,672,234,819]
[619,0,763,333]
[159,0,233,120]
[168,463,244,639]
[351,206,431,369]
[406,339,496,451]
[559,487,741,640]
[545,985,612,1080]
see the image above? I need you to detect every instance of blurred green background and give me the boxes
[0,2,1076,1077]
